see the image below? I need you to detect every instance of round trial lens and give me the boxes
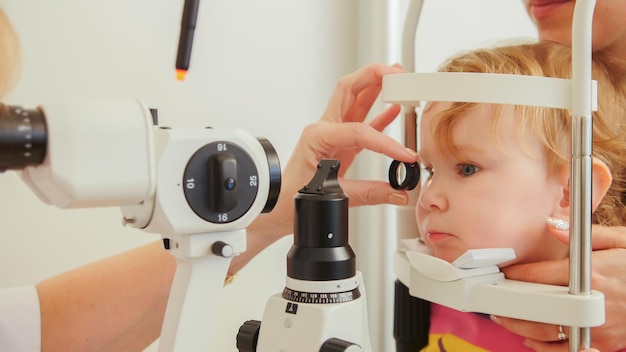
[388,160,419,190]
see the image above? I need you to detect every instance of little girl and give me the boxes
[415,42,626,351]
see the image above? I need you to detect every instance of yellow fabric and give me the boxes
[421,334,490,352]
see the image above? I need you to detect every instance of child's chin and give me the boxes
[431,248,463,264]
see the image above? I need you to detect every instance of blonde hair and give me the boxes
[429,42,626,226]
[0,7,20,99]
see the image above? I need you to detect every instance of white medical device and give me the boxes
[385,1,602,351]
[0,99,281,352]
[237,159,372,352]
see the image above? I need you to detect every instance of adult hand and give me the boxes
[249,63,418,240]
[495,225,626,351]
[236,63,417,275]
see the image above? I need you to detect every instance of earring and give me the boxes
[546,217,570,231]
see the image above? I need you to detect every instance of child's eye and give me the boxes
[457,163,480,177]
[419,165,433,181]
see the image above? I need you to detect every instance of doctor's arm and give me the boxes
[36,242,175,352]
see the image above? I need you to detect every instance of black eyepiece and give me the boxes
[0,105,47,172]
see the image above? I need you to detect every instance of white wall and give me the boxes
[0,0,539,351]
[0,1,357,351]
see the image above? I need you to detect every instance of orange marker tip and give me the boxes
[176,69,187,81]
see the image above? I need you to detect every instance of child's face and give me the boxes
[416,102,569,266]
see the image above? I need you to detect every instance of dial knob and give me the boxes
[320,338,362,352]
[236,320,261,352]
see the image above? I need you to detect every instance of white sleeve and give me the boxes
[0,286,41,352]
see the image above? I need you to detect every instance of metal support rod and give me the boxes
[569,116,593,350]
[403,109,417,152]
[401,0,423,151]
[570,0,596,350]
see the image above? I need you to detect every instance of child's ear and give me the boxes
[590,158,613,211]
[552,158,613,219]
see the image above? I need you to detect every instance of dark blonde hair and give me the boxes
[429,42,626,226]
[0,8,20,99]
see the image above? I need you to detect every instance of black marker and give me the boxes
[175,0,200,81]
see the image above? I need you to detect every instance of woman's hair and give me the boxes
[428,42,626,226]
[0,7,20,99]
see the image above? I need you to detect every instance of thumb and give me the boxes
[549,221,626,250]
[341,180,409,207]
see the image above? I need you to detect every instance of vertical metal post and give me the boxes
[400,0,423,153]
[569,0,596,350]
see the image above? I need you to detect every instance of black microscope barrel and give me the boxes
[0,105,47,172]
[294,192,348,248]
[286,159,356,281]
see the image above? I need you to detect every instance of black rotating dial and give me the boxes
[282,287,360,304]
[183,141,268,224]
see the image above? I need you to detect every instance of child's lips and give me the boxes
[427,232,454,242]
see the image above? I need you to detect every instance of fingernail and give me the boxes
[522,339,535,349]
[388,193,408,205]
[546,217,570,230]
[489,315,501,324]
[405,148,419,158]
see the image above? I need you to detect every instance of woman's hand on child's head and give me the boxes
[498,224,626,351]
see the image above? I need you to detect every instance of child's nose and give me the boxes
[418,178,448,212]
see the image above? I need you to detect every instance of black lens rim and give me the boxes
[388,160,419,191]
